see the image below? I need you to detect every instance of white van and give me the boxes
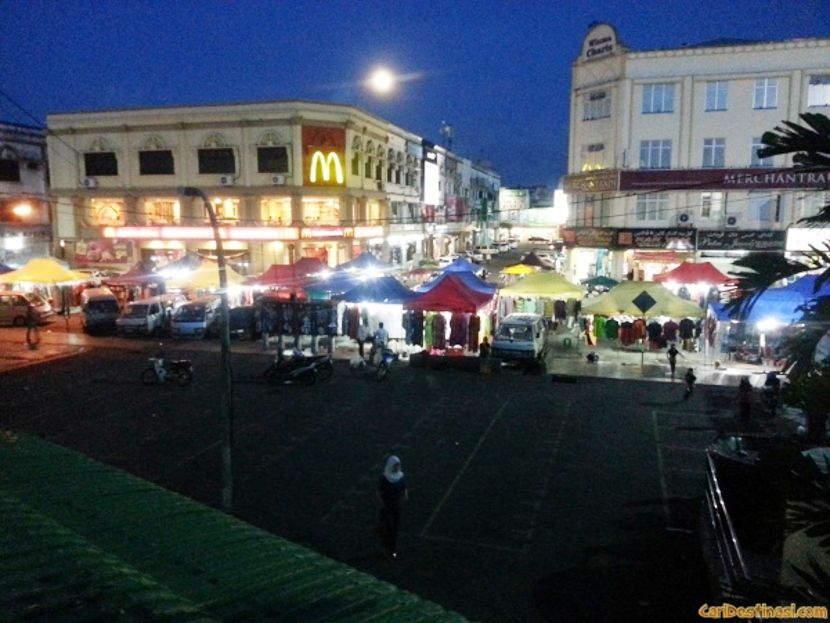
[491,313,547,362]
[81,287,120,333]
[116,295,169,336]
[170,296,221,338]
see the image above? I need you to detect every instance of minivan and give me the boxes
[170,296,221,338]
[491,313,547,362]
[80,287,120,333]
[116,295,169,336]
[0,292,54,326]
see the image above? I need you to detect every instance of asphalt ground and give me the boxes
[0,335,725,622]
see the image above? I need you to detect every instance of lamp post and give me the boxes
[178,186,234,512]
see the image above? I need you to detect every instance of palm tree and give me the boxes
[727,113,830,442]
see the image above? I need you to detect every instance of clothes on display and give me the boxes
[449,313,467,346]
[678,318,694,340]
[468,315,481,353]
[632,318,646,342]
[593,316,606,341]
[604,318,619,340]
[619,320,634,346]
[663,319,679,343]
[554,300,567,321]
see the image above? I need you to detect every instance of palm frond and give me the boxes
[758,113,830,167]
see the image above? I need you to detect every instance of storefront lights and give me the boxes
[12,202,32,217]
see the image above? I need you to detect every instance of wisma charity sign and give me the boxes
[303,126,345,186]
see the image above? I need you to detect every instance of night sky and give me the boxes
[1,0,827,186]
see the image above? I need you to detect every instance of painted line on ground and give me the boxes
[651,410,673,530]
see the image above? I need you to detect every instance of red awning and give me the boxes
[653,261,731,285]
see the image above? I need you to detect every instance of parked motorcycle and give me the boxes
[263,350,333,385]
[349,347,398,381]
[140,355,193,386]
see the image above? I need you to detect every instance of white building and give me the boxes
[46,100,500,274]
[0,122,50,265]
[563,23,830,282]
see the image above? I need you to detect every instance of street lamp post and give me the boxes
[178,186,234,512]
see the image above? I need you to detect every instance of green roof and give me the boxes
[0,434,467,622]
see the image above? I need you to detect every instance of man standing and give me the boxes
[357,323,370,360]
[25,302,39,350]
[666,343,682,379]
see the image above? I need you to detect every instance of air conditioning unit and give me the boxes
[271,175,286,185]
[219,175,235,186]
[677,212,692,226]
[725,215,739,228]
[82,177,98,189]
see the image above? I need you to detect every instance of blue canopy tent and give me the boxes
[779,274,830,299]
[0,263,13,274]
[415,271,496,295]
[304,272,366,298]
[709,289,806,324]
[337,276,416,304]
[335,253,392,273]
[439,256,480,274]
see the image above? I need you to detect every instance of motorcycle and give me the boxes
[140,356,193,386]
[349,346,398,381]
[264,350,333,385]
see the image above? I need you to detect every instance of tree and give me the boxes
[728,112,830,439]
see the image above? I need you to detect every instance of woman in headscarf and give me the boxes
[376,455,408,559]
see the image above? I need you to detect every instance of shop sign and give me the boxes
[562,170,619,193]
[616,228,695,249]
[102,225,299,241]
[620,168,830,191]
[561,227,615,248]
[786,227,830,252]
[301,227,349,239]
[699,229,787,251]
[580,23,618,61]
[303,126,345,187]
[75,239,134,265]
[353,226,384,238]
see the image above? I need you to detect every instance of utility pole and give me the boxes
[178,186,234,512]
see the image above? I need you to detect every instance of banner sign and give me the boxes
[616,228,695,249]
[562,170,619,193]
[561,227,615,248]
[698,229,787,251]
[620,168,830,191]
[303,126,345,187]
[75,239,133,265]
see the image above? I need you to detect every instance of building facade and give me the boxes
[0,122,50,265]
[46,100,500,274]
[563,23,830,282]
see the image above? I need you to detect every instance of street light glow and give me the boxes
[367,67,397,95]
[12,202,32,217]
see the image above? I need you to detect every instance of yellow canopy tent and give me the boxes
[499,272,584,299]
[165,260,245,291]
[500,263,538,276]
[581,281,704,318]
[0,257,89,284]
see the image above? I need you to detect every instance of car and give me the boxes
[508,238,519,249]
[528,236,551,245]
[533,251,556,265]
[497,241,510,252]
[438,255,458,267]
[0,291,54,326]
[474,246,497,260]
[466,249,484,263]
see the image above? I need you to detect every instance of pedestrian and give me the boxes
[666,343,683,379]
[371,322,389,365]
[356,322,369,360]
[683,367,696,401]
[738,376,753,423]
[25,302,40,349]
[376,455,408,560]
[479,336,491,358]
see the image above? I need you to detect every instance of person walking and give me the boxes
[376,455,408,560]
[738,377,753,423]
[25,302,40,350]
[356,322,370,360]
[666,343,683,379]
[479,336,491,358]
[683,367,697,401]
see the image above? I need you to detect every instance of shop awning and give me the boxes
[415,271,496,295]
[0,257,90,285]
[653,261,732,285]
[581,275,619,290]
[581,281,704,318]
[500,272,584,299]
[405,273,494,313]
[337,276,416,304]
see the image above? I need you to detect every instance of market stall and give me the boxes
[335,252,392,273]
[336,276,416,342]
[498,272,584,322]
[0,257,91,314]
[654,261,732,306]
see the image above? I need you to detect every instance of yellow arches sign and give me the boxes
[303,126,345,187]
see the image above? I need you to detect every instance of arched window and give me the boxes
[198,134,235,174]
[351,137,362,176]
[85,138,118,177]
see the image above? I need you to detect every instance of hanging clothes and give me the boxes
[433,313,447,349]
[412,310,424,346]
[449,312,467,347]
[632,318,646,341]
[663,319,679,343]
[543,299,554,322]
[554,299,567,321]
[347,306,360,339]
[604,318,619,340]
[619,320,634,346]
[593,316,606,342]
[424,312,434,348]
[468,314,481,352]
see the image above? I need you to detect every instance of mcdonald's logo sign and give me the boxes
[303,126,345,187]
[309,151,344,184]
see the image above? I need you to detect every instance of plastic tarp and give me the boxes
[654,261,731,285]
[415,270,496,295]
[439,256,480,273]
[500,272,584,299]
[0,257,90,284]
[335,253,391,272]
[337,276,416,304]
[165,260,245,290]
[405,273,494,313]
[582,281,704,318]
[709,288,806,324]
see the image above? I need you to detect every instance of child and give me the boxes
[683,368,696,401]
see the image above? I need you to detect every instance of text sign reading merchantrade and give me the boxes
[303,126,345,186]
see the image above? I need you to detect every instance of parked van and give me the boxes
[491,313,547,362]
[80,287,120,333]
[170,296,221,338]
[0,291,54,326]
[116,295,169,336]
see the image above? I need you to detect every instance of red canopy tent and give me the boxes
[653,261,731,285]
[404,273,494,313]
[103,261,164,286]
[246,258,326,288]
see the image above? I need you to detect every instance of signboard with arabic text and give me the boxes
[697,230,786,251]
[616,228,695,250]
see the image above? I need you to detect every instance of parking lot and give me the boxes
[1,333,716,622]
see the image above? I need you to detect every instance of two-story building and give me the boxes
[46,100,500,274]
[562,23,830,282]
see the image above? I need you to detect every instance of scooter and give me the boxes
[140,355,193,386]
[263,350,332,385]
[349,346,398,381]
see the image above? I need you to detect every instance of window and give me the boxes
[642,83,675,113]
[808,75,830,107]
[144,199,180,224]
[702,138,725,168]
[351,153,360,176]
[801,191,830,219]
[139,150,174,175]
[364,157,372,178]
[583,90,611,120]
[84,152,118,176]
[0,158,20,182]
[209,197,239,221]
[198,148,235,174]
[751,137,774,167]
[302,197,340,225]
[700,192,724,219]
[636,193,668,221]
[257,146,288,173]
[375,161,383,181]
[748,192,777,222]
[90,199,125,226]
[639,140,672,169]
[260,197,292,225]
[705,81,728,111]
[753,78,778,109]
